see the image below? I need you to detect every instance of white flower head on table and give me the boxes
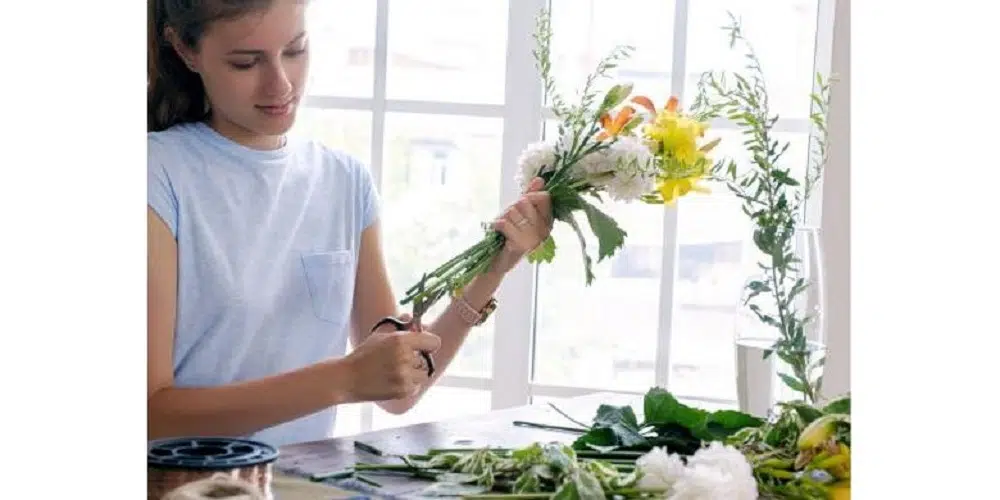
[635,446,687,491]
[636,442,758,500]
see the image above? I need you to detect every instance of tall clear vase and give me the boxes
[734,226,828,417]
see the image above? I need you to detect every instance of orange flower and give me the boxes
[594,95,687,141]
[595,106,636,141]
[632,95,679,115]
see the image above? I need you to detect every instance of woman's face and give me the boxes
[172,0,309,145]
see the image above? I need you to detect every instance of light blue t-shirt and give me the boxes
[147,121,379,447]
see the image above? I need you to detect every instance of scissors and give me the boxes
[370,280,440,377]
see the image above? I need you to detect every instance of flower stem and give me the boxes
[401,234,505,308]
[352,463,415,472]
[459,488,666,499]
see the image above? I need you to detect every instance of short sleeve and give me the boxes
[147,140,179,237]
[357,158,381,230]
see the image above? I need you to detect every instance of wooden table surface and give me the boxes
[275,392,641,498]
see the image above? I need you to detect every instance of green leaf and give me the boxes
[569,469,606,500]
[642,387,708,432]
[527,235,556,264]
[702,410,765,440]
[512,469,543,493]
[427,453,462,469]
[578,198,627,262]
[542,443,576,475]
[645,424,701,456]
[594,404,640,429]
[572,427,619,451]
[591,404,646,448]
[775,401,824,425]
[778,372,808,393]
[599,82,633,110]
[822,395,851,415]
[552,480,580,500]
[511,442,545,466]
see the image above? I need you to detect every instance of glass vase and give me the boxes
[734,226,828,417]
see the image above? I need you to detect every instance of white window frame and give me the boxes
[307,0,845,431]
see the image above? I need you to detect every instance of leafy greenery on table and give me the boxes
[347,387,766,498]
[568,387,765,456]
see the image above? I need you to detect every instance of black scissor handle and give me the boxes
[370,315,435,377]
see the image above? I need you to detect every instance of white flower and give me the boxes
[603,136,657,201]
[565,135,656,202]
[667,463,738,500]
[515,140,558,190]
[635,447,687,492]
[668,443,758,500]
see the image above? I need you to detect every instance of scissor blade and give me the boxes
[409,301,425,331]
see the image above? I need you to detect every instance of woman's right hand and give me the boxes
[342,316,442,402]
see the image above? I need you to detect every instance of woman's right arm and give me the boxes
[146,207,356,440]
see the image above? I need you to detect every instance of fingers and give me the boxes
[402,330,442,353]
[521,177,552,226]
[384,334,435,398]
[524,191,553,229]
[493,187,553,255]
[524,176,544,193]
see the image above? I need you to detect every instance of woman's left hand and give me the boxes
[491,177,553,274]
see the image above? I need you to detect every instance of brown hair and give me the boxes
[147,0,273,132]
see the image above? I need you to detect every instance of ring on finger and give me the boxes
[515,218,530,227]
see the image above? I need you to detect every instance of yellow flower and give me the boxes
[646,118,704,164]
[638,96,711,165]
[656,175,710,205]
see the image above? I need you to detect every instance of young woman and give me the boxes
[147,0,553,447]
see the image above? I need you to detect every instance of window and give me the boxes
[297,0,840,436]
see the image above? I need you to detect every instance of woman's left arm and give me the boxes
[349,178,552,414]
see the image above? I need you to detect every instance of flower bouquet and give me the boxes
[399,9,722,309]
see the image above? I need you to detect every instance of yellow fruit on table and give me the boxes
[829,443,850,479]
[827,480,850,500]
[797,414,850,451]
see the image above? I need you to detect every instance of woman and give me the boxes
[147,0,553,447]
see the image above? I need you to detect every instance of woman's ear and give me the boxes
[164,26,199,73]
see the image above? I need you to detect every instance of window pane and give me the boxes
[380,114,503,377]
[331,403,364,438]
[531,124,663,392]
[685,0,819,120]
[549,0,676,104]
[290,108,372,165]
[305,1,375,97]
[372,387,492,431]
[667,131,811,402]
[385,0,509,104]
[702,128,813,185]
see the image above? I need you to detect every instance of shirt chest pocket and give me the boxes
[301,250,355,327]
